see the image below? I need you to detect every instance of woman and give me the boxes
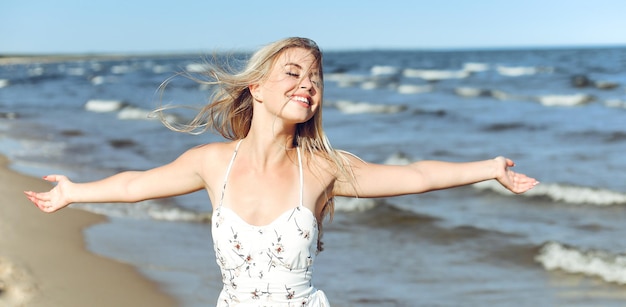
[24,37,538,306]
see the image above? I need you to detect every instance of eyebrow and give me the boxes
[284,62,303,69]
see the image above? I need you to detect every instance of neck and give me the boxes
[242,124,297,170]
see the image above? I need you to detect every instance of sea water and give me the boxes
[1,47,626,306]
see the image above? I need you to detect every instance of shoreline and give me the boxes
[0,154,178,306]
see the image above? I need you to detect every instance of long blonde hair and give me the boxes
[154,37,352,252]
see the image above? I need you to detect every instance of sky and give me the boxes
[1,0,625,54]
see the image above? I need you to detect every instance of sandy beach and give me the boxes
[0,154,178,307]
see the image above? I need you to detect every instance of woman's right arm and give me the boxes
[24,145,210,213]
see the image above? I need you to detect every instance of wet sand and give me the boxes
[0,154,178,306]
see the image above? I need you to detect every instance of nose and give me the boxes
[299,75,313,89]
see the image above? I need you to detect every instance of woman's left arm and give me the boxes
[334,155,538,198]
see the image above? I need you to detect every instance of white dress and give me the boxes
[212,141,330,306]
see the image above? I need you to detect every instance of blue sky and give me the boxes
[1,0,625,54]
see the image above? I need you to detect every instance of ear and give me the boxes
[249,84,262,102]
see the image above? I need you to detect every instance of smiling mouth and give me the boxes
[292,96,310,106]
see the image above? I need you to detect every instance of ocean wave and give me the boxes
[397,84,433,94]
[117,106,162,120]
[360,77,397,90]
[454,87,488,98]
[73,200,212,223]
[473,180,626,206]
[334,197,380,212]
[0,111,18,120]
[537,94,594,107]
[605,99,626,109]
[324,73,369,88]
[535,241,626,285]
[462,62,490,73]
[402,68,470,81]
[496,65,540,77]
[452,86,597,108]
[185,63,210,73]
[370,65,400,76]
[332,100,407,114]
[84,99,180,122]
[85,99,128,112]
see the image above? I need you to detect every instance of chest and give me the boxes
[219,163,332,225]
[211,206,319,270]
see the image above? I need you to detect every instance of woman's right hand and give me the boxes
[24,175,73,213]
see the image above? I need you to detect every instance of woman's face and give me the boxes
[251,47,322,125]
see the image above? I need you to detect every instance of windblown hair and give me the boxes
[154,37,353,252]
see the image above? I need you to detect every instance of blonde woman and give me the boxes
[25,37,538,306]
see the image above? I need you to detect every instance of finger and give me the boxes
[31,191,51,202]
[43,174,66,183]
[505,158,515,167]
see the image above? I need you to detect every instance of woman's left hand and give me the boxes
[494,156,539,194]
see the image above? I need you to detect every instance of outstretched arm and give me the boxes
[24,146,208,213]
[333,155,538,198]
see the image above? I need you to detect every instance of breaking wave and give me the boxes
[473,180,626,206]
[535,241,626,285]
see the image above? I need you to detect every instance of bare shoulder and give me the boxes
[187,141,237,160]
[183,141,240,192]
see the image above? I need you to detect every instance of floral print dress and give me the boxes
[212,141,329,306]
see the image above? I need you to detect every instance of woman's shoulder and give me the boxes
[182,141,240,165]
[194,140,239,152]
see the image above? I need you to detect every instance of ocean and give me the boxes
[1,46,625,306]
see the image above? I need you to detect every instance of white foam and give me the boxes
[383,152,413,165]
[370,65,400,76]
[0,79,9,88]
[397,84,433,94]
[28,67,44,77]
[73,200,211,223]
[152,64,172,74]
[535,241,626,285]
[489,90,511,100]
[537,94,594,107]
[334,196,378,212]
[117,106,180,122]
[66,67,86,76]
[333,100,407,114]
[324,73,368,88]
[454,87,485,97]
[402,68,470,81]
[110,65,131,74]
[185,63,209,73]
[496,65,537,77]
[463,62,490,73]
[90,76,106,85]
[473,180,626,206]
[148,207,212,222]
[85,99,127,112]
[117,106,153,120]
[605,99,626,109]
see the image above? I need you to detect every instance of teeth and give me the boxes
[293,96,310,105]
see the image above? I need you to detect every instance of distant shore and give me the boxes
[0,53,201,66]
